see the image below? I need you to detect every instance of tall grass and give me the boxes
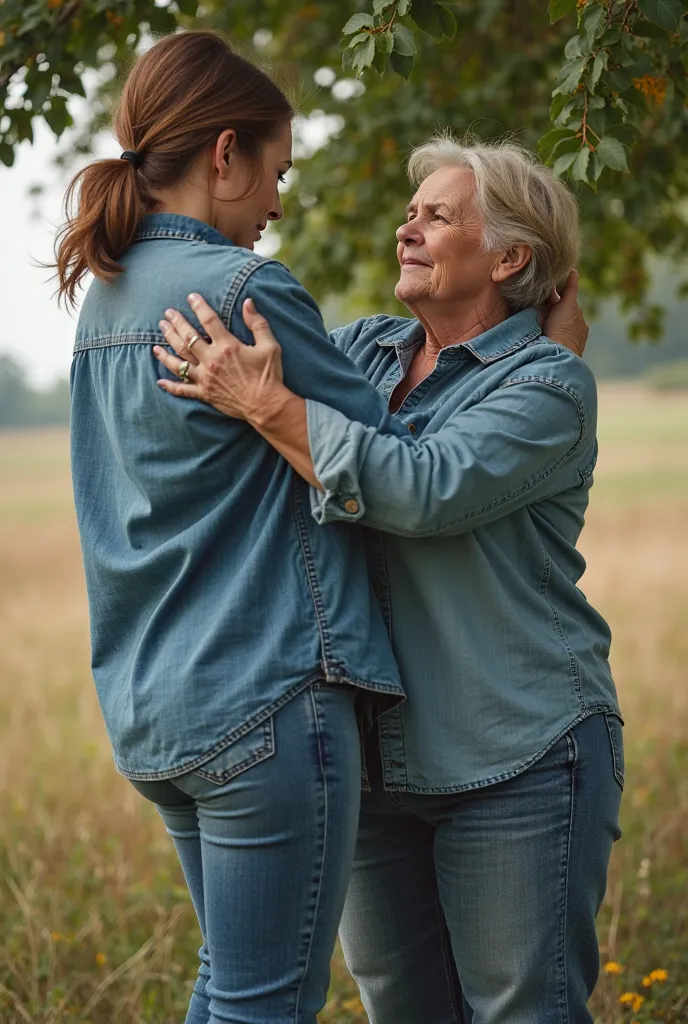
[1,384,686,1022]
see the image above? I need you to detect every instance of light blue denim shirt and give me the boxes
[71,213,407,780]
[309,310,620,793]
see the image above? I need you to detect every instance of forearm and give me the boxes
[253,385,324,491]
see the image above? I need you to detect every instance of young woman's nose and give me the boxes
[268,192,284,222]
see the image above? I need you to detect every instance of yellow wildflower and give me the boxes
[642,975,652,987]
[632,75,667,107]
[603,961,624,974]
[95,952,108,966]
[649,968,668,982]
[619,992,645,1013]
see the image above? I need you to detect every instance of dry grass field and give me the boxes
[0,382,686,1023]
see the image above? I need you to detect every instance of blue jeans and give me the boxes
[339,712,624,1024]
[131,683,360,1024]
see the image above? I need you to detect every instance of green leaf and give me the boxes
[554,58,587,96]
[28,72,53,111]
[56,69,86,98]
[636,0,684,31]
[551,135,584,160]
[44,99,73,138]
[175,0,198,15]
[377,29,395,55]
[589,151,605,181]
[393,24,418,56]
[390,50,414,79]
[607,68,632,92]
[146,6,177,34]
[538,127,578,159]
[571,145,590,181]
[373,0,393,12]
[351,36,375,73]
[581,5,605,49]
[345,33,370,49]
[596,135,629,172]
[397,0,411,14]
[342,13,375,35]
[549,0,577,24]
[409,0,455,41]
[553,149,579,175]
[0,142,15,167]
[564,35,583,59]
[633,18,671,38]
[606,122,639,146]
[589,50,608,93]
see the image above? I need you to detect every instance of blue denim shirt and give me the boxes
[309,310,620,793]
[70,213,406,780]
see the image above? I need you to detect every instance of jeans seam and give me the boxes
[558,730,578,1023]
[294,686,329,1022]
[434,899,464,1023]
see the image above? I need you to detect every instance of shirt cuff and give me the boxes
[306,399,368,525]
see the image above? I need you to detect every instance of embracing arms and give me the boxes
[155,272,592,537]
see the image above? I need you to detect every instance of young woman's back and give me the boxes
[72,211,401,779]
[58,32,405,1022]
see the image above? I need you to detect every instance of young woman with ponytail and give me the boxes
[58,30,408,1024]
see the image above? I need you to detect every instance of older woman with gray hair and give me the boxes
[156,137,622,1023]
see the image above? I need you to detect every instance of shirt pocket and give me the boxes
[192,717,275,786]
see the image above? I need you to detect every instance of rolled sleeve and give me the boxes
[307,377,594,537]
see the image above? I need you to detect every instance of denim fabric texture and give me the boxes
[132,683,361,1024]
[307,310,621,792]
[70,213,406,780]
[339,711,624,1024]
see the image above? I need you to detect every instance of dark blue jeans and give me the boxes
[339,712,624,1024]
[132,683,360,1024]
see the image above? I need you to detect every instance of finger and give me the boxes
[559,269,579,301]
[242,298,279,344]
[157,319,196,368]
[157,378,204,401]
[153,344,197,382]
[188,293,233,345]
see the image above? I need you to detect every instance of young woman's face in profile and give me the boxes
[215,121,293,250]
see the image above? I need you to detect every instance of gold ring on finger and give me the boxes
[187,334,200,352]
[177,360,191,382]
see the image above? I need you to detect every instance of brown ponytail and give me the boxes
[55,31,293,307]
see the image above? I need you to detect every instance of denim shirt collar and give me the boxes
[376,308,542,364]
[135,212,234,248]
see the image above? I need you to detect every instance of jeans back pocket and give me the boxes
[605,712,625,790]
[192,717,275,786]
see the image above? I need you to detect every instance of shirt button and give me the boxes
[407,423,417,434]
[343,498,360,515]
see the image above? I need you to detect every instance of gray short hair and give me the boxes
[407,134,580,310]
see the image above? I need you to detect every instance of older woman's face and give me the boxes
[395,166,497,309]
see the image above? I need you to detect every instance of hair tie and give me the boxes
[120,150,143,169]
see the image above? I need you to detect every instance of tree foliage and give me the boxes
[1,0,687,336]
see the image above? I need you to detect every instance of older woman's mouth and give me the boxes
[402,258,432,268]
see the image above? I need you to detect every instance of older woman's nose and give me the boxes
[397,219,422,245]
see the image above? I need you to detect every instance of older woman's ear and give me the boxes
[491,244,531,284]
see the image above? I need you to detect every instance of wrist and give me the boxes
[250,383,296,432]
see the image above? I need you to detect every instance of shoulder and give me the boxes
[330,314,417,355]
[501,338,598,433]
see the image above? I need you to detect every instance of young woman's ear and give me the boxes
[213,129,237,178]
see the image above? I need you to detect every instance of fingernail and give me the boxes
[153,345,161,355]
[188,293,200,305]
[158,322,168,333]
[157,380,167,389]
[165,309,175,320]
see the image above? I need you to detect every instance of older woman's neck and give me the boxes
[414,295,510,357]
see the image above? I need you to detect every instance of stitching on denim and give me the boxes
[541,552,586,709]
[115,674,320,781]
[363,380,586,537]
[463,325,541,363]
[434,901,465,1022]
[559,728,579,1023]
[220,256,266,325]
[73,332,163,353]
[292,477,334,666]
[294,686,329,1022]
[380,704,617,794]
[193,717,275,785]
[499,374,588,434]
[605,713,625,789]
